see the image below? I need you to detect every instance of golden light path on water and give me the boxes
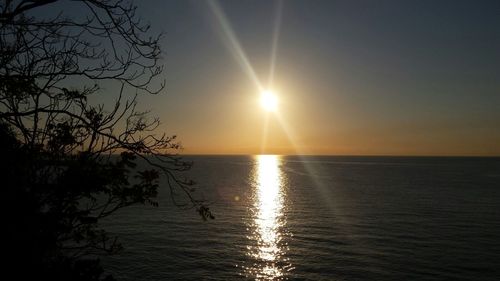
[245,155,291,280]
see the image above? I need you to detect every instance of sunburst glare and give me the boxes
[260,90,279,112]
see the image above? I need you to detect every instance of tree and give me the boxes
[0,1,213,280]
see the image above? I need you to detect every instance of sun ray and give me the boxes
[260,114,270,154]
[207,0,264,92]
[268,0,284,88]
[274,112,301,154]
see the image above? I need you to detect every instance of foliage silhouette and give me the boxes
[0,0,213,280]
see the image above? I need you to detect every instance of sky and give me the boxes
[49,0,500,155]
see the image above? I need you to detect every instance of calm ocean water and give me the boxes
[102,156,500,280]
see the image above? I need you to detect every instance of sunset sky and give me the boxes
[61,0,500,155]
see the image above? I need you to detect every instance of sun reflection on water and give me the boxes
[244,155,291,280]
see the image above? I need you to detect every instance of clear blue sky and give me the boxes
[46,0,500,155]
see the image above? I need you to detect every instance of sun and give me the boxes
[260,90,278,112]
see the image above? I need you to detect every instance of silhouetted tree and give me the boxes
[0,1,212,280]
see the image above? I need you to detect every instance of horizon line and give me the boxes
[179,153,500,158]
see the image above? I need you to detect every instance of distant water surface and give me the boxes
[103,156,500,280]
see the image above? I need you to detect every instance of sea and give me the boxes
[102,156,500,280]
